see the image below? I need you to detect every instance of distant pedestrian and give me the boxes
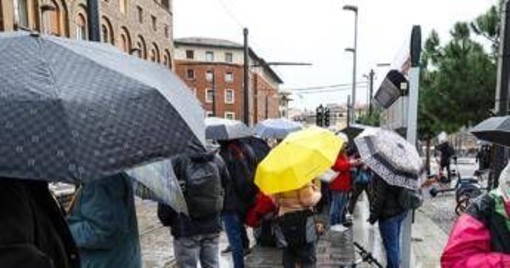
[158,149,229,268]
[0,178,79,268]
[329,146,360,231]
[436,140,455,181]
[275,181,322,268]
[67,173,141,268]
[368,174,408,268]
[441,163,510,267]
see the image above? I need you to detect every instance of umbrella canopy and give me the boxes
[254,118,302,139]
[255,126,344,195]
[127,159,188,215]
[470,116,510,147]
[0,32,205,182]
[338,123,375,141]
[354,128,424,190]
[205,117,252,141]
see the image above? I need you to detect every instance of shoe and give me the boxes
[345,213,353,221]
[330,224,348,232]
[221,246,231,254]
[243,247,252,256]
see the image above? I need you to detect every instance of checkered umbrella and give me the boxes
[354,128,424,190]
[205,117,252,141]
[0,32,205,182]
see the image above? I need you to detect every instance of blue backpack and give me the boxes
[355,170,372,185]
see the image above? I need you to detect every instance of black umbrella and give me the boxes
[205,117,252,141]
[0,32,205,182]
[470,116,510,147]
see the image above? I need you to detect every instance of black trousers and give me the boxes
[348,182,370,214]
[282,242,317,268]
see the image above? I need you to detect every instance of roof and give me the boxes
[175,37,283,84]
[175,37,243,49]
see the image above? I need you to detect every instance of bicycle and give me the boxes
[340,242,383,268]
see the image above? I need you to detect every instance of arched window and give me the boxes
[75,13,87,40]
[163,49,172,69]
[136,35,147,59]
[101,16,114,45]
[17,0,29,27]
[149,43,159,62]
[119,27,131,53]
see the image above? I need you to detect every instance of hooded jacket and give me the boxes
[0,178,79,268]
[67,174,141,268]
[368,174,406,224]
[329,154,352,191]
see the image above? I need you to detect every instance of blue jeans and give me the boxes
[378,211,408,268]
[329,191,349,226]
[173,233,220,268]
[222,213,247,268]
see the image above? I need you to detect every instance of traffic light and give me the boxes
[316,105,324,127]
[324,108,330,127]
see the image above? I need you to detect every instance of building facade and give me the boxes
[174,37,282,124]
[0,0,173,68]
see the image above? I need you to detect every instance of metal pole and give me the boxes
[401,25,422,268]
[350,10,358,123]
[212,70,217,117]
[86,0,100,42]
[265,94,269,119]
[346,95,351,127]
[493,0,510,184]
[369,69,375,115]
[243,28,250,125]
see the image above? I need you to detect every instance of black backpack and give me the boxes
[398,188,423,210]
[174,154,224,219]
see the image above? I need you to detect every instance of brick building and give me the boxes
[174,37,283,125]
[0,0,173,68]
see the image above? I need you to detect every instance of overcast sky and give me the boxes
[174,0,496,110]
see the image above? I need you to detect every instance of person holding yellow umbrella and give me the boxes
[255,127,344,268]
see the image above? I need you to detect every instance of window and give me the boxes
[225,112,235,120]
[205,88,214,103]
[75,13,87,40]
[149,43,159,62]
[225,89,234,104]
[164,25,169,38]
[225,52,233,63]
[101,17,114,45]
[119,0,127,14]
[151,15,157,31]
[119,27,131,53]
[17,0,29,28]
[190,87,197,96]
[46,0,63,36]
[136,35,147,58]
[163,50,172,69]
[186,69,195,80]
[137,6,143,23]
[206,71,214,81]
[206,111,214,118]
[225,72,233,83]
[186,50,194,59]
[206,51,214,62]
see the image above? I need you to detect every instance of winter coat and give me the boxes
[67,174,141,268]
[220,140,258,214]
[0,178,79,268]
[441,192,510,267]
[329,154,352,192]
[157,153,228,239]
[368,175,406,224]
[276,182,322,217]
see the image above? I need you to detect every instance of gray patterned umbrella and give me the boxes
[354,128,424,189]
[205,117,252,141]
[0,32,205,182]
[253,118,302,139]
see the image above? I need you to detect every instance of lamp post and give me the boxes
[343,4,358,123]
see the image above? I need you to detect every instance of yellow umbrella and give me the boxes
[255,126,344,195]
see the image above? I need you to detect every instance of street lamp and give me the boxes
[343,4,358,123]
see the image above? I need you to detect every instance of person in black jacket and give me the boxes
[0,178,79,268]
[368,174,408,268]
[158,150,230,268]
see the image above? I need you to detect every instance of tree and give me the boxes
[418,19,497,173]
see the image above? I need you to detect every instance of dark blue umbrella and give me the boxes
[254,118,302,139]
[0,32,205,182]
[470,116,510,147]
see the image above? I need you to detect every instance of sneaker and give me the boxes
[221,246,231,254]
[345,213,353,221]
[330,224,348,232]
